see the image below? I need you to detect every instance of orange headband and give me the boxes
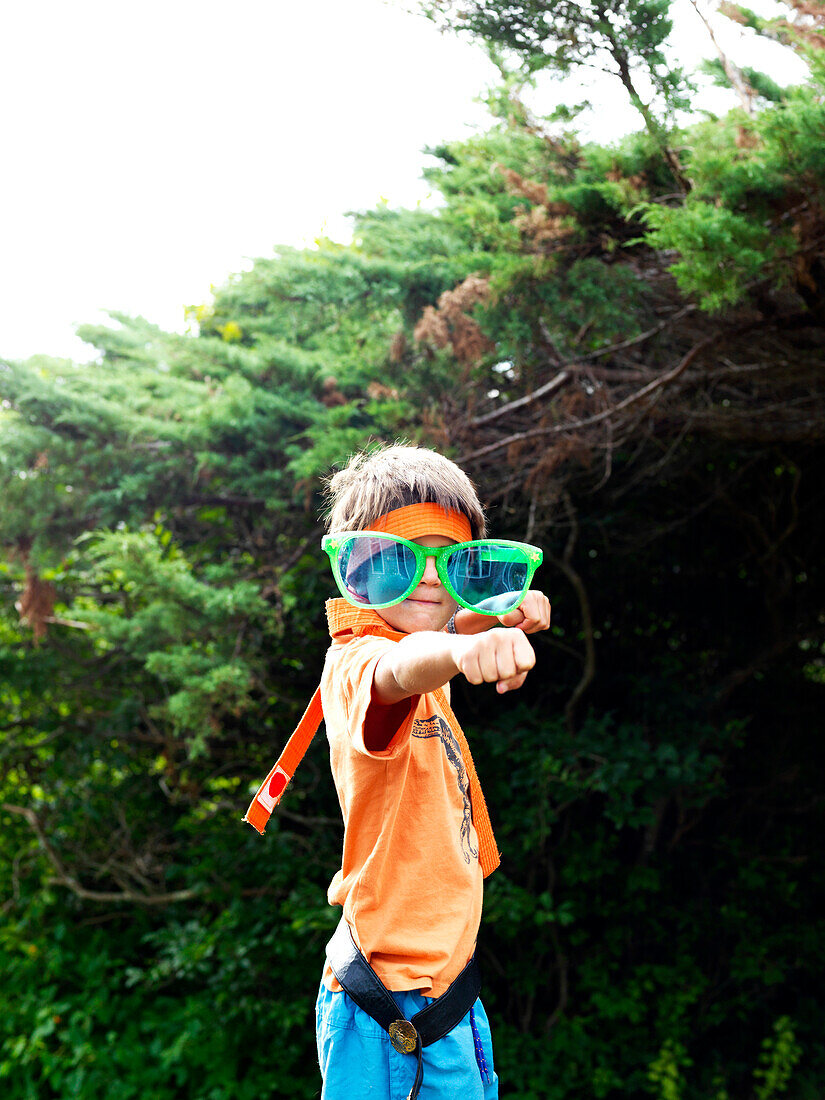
[369,503,472,543]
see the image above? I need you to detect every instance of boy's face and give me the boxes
[374,534,458,635]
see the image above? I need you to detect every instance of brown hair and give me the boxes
[323,443,487,538]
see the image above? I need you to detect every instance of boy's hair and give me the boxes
[323,443,487,539]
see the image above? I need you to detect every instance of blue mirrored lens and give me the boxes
[446,544,529,612]
[339,536,417,607]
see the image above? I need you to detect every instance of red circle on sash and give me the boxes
[268,771,288,799]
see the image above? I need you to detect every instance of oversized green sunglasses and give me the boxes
[322,531,543,616]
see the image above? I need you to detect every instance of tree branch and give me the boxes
[460,333,719,465]
[549,492,596,733]
[2,804,199,906]
[470,370,571,427]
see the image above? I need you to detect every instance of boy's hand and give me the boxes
[453,628,536,695]
[497,590,551,634]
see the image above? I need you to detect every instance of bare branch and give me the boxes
[2,804,199,907]
[470,370,571,428]
[580,304,698,362]
[460,333,719,465]
[689,0,757,114]
[547,493,597,733]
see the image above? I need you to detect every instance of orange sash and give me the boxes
[243,598,500,878]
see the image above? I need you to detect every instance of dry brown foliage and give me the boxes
[16,562,56,643]
[779,18,825,46]
[513,205,572,247]
[389,330,407,362]
[415,305,450,350]
[366,382,400,401]
[495,165,575,250]
[735,126,760,149]
[719,2,750,26]
[497,165,551,206]
[528,434,595,485]
[605,168,648,191]
[783,0,825,45]
[496,165,572,219]
[788,0,825,14]
[320,377,347,407]
[413,274,495,365]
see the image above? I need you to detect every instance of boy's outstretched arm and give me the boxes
[373,628,536,705]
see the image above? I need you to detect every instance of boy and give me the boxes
[246,444,550,1099]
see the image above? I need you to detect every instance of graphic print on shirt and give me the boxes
[412,715,477,865]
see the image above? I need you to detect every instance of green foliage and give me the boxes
[639,200,780,310]
[72,525,271,755]
[632,89,825,309]
[0,895,328,1099]
[700,58,789,105]
[648,1039,691,1100]
[486,255,650,358]
[753,1016,803,1100]
[421,0,693,133]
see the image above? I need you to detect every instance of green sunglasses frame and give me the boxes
[321,531,543,615]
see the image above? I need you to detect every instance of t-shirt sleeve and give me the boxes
[324,636,420,758]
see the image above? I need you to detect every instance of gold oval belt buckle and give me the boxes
[388,1018,418,1054]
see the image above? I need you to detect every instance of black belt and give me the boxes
[326,919,482,1100]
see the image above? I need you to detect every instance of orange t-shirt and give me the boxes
[320,633,484,997]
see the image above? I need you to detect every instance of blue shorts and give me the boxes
[316,981,499,1099]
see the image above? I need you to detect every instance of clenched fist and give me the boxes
[452,627,536,694]
[497,590,551,634]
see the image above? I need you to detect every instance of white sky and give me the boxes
[0,0,807,363]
